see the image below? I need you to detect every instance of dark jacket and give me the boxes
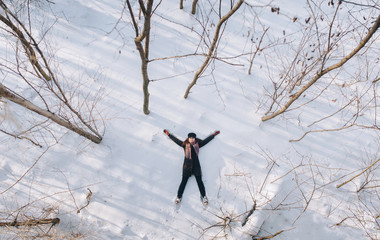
[168,133,215,177]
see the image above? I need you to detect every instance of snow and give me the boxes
[0,0,379,239]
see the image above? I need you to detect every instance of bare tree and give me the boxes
[0,1,103,144]
[126,0,157,115]
[261,1,380,122]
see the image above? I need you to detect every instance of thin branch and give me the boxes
[341,0,380,10]
[289,123,355,142]
[184,0,244,98]
[248,27,270,75]
[336,157,380,188]
[242,200,256,227]
[77,188,93,213]
[0,129,43,147]
[126,0,139,37]
[0,146,51,194]
[253,230,284,240]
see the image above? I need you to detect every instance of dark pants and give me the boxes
[177,174,206,198]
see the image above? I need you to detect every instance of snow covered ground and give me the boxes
[0,0,379,239]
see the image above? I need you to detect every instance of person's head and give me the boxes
[188,132,196,144]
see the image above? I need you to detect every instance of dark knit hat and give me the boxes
[188,132,196,138]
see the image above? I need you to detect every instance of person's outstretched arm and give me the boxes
[199,130,220,148]
[163,129,183,147]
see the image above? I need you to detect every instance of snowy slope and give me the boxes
[0,0,379,239]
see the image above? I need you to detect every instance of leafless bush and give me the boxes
[0,182,97,240]
[200,146,380,239]
[0,1,104,144]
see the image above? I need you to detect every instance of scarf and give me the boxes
[185,143,199,159]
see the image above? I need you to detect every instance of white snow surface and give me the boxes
[0,0,379,239]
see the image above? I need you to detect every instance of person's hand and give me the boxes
[163,129,170,136]
[213,130,220,136]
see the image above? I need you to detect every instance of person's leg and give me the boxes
[195,175,206,197]
[177,174,190,198]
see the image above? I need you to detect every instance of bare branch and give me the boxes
[337,157,380,188]
[253,230,284,240]
[248,27,270,75]
[0,128,43,147]
[77,188,93,213]
[184,0,244,98]
[0,145,51,195]
[262,14,380,121]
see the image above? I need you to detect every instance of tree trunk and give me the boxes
[134,38,151,115]
[191,0,199,14]
[129,0,153,115]
[0,83,102,144]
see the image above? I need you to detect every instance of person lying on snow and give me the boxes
[163,129,220,205]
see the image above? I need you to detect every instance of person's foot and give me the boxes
[201,196,208,205]
[175,197,182,204]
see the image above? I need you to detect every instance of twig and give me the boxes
[289,124,355,142]
[248,27,270,75]
[0,129,43,147]
[0,146,51,194]
[307,97,357,128]
[341,0,380,10]
[253,230,284,239]
[333,216,350,226]
[242,200,256,227]
[77,188,93,213]
[256,145,278,193]
[60,169,80,212]
[15,182,102,214]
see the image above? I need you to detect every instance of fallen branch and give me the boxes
[0,218,60,227]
